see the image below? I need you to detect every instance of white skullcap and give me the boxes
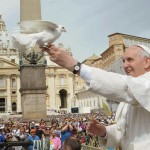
[136,44,150,54]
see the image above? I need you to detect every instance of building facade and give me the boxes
[0,16,75,113]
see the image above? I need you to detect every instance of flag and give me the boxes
[102,101,112,115]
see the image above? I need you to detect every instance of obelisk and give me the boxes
[20,0,47,121]
[20,0,41,21]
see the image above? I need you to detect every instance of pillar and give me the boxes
[20,0,41,21]
[6,75,11,112]
[68,73,74,109]
[49,73,56,108]
[17,75,22,112]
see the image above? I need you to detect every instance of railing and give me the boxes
[0,139,50,150]
[0,138,119,150]
[0,141,32,149]
[0,142,105,150]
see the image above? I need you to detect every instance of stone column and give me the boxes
[46,75,50,107]
[68,73,74,110]
[20,0,41,21]
[17,75,22,112]
[20,0,42,52]
[49,73,56,108]
[20,66,47,120]
[6,75,11,112]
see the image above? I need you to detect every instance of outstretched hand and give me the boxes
[87,119,106,137]
[41,44,78,72]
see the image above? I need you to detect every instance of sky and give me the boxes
[0,0,150,62]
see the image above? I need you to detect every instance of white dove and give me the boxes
[11,20,66,51]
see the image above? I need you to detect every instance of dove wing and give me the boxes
[19,20,59,34]
[11,34,28,52]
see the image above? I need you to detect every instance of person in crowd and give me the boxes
[30,121,35,129]
[62,137,81,150]
[41,44,150,150]
[35,123,45,140]
[0,124,6,143]
[0,125,10,150]
[44,126,50,136]
[50,131,61,150]
[27,129,40,150]
[51,123,57,132]
[39,119,46,130]
[12,124,20,140]
[3,124,10,136]
[61,122,73,145]
[71,125,78,138]
[11,124,22,150]
[23,123,30,135]
[19,127,28,141]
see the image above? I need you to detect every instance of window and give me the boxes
[11,59,15,63]
[94,100,95,107]
[60,77,65,86]
[0,77,5,88]
[90,101,91,107]
[12,91,16,94]
[11,78,16,87]
[124,38,129,47]
[12,102,16,111]
[87,101,89,107]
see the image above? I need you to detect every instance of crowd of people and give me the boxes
[0,112,115,150]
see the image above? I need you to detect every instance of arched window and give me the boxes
[59,89,67,108]
[12,102,16,111]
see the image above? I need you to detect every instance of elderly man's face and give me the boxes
[123,46,149,77]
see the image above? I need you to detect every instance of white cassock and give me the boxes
[80,64,150,150]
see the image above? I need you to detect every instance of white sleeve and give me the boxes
[121,73,150,112]
[97,123,123,148]
[80,64,92,85]
[80,65,137,105]
[81,65,150,111]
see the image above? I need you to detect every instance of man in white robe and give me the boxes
[41,44,150,150]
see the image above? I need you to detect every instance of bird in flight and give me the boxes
[11,20,66,51]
